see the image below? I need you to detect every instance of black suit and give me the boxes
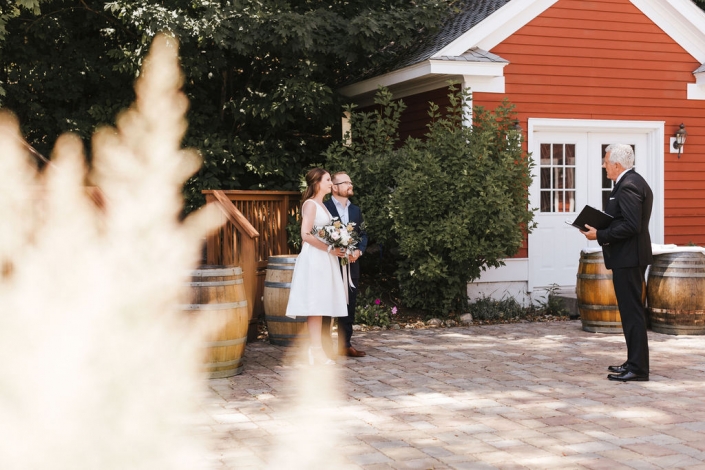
[597,169,653,376]
[321,198,368,354]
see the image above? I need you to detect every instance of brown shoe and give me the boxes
[341,346,366,357]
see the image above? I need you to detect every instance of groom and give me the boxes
[322,171,368,357]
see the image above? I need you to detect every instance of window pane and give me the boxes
[540,144,551,165]
[565,144,576,165]
[541,168,551,189]
[565,168,575,190]
[565,191,575,212]
[552,144,563,165]
[541,191,552,212]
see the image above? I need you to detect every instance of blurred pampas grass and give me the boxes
[0,35,219,469]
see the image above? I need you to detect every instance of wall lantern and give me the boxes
[510,120,523,147]
[672,123,687,158]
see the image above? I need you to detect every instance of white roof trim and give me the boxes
[437,0,705,61]
[337,60,506,98]
[435,0,559,57]
[631,0,705,63]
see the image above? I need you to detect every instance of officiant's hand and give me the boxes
[583,224,597,241]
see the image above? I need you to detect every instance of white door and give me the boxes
[528,130,649,290]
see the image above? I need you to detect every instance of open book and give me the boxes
[565,205,613,232]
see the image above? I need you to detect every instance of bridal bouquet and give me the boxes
[312,217,360,265]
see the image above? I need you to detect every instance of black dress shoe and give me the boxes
[608,364,627,373]
[607,371,649,382]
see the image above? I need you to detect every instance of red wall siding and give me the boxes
[397,87,452,142]
[474,0,705,246]
[359,87,452,143]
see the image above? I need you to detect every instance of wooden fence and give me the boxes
[203,190,301,341]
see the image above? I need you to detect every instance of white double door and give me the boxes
[527,127,654,291]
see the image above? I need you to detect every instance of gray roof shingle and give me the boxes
[347,0,513,85]
[395,0,513,69]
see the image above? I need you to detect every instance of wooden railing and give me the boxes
[202,190,301,340]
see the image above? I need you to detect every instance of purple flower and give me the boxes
[374,299,381,305]
[391,307,398,315]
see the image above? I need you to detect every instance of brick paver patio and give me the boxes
[201,320,705,469]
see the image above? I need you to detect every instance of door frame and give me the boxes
[527,118,664,290]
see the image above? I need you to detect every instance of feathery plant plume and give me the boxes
[0,34,220,469]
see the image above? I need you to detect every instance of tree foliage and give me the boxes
[0,0,448,211]
[326,86,535,316]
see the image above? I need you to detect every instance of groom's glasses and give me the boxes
[334,181,353,186]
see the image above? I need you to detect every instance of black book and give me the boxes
[565,205,614,232]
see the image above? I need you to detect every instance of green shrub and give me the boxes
[391,87,534,316]
[326,85,535,318]
[355,297,398,328]
[468,296,526,322]
[534,284,569,317]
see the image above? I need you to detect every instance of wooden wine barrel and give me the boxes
[576,251,622,333]
[181,266,248,378]
[647,251,705,335]
[263,255,307,346]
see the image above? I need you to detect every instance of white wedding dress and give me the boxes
[286,199,348,318]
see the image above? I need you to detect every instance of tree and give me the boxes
[0,0,448,212]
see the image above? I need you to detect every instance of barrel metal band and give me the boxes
[269,333,306,339]
[204,337,247,347]
[268,265,296,270]
[180,300,248,311]
[580,259,605,264]
[264,281,292,288]
[578,303,618,311]
[189,279,243,287]
[650,271,705,278]
[207,357,244,368]
[583,320,621,325]
[265,315,306,323]
[649,307,705,315]
[652,323,705,333]
[209,366,244,378]
[269,256,297,262]
[190,266,242,277]
[577,274,612,280]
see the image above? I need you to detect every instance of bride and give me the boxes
[286,168,348,365]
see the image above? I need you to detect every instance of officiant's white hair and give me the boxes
[605,143,635,169]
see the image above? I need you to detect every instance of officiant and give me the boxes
[582,144,653,382]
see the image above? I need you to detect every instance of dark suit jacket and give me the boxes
[324,198,368,279]
[596,169,653,270]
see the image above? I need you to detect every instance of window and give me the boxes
[540,143,576,213]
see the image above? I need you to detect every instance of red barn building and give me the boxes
[339,0,705,303]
